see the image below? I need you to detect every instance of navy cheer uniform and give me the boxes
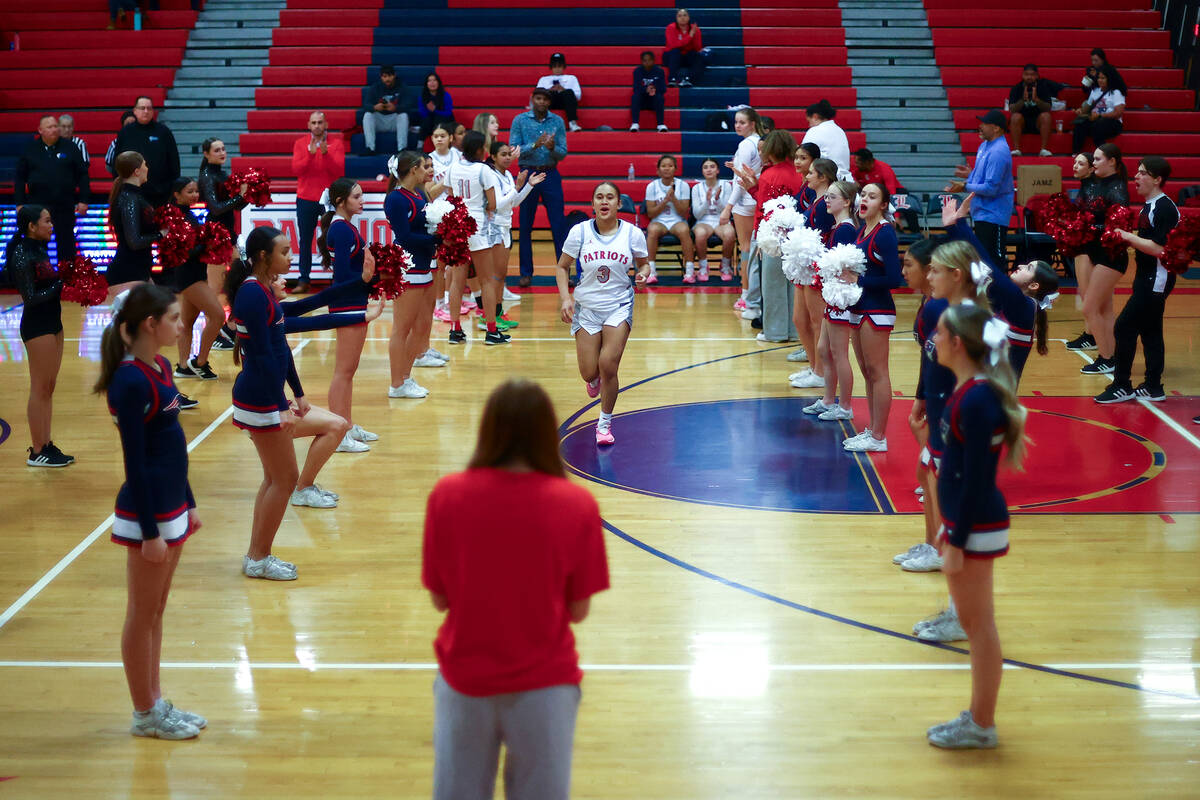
[794,185,816,214]
[938,377,1010,558]
[946,219,1036,379]
[326,217,370,315]
[383,187,436,287]
[831,220,900,328]
[7,237,63,342]
[230,279,371,431]
[108,355,195,546]
[106,183,161,286]
[804,196,835,238]
[914,296,954,470]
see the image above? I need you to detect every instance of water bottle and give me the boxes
[627,163,635,182]
[134,10,142,30]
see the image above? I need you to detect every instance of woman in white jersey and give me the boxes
[644,154,694,283]
[487,139,543,308]
[426,122,460,323]
[447,130,504,345]
[557,181,650,446]
[720,107,765,295]
[689,157,735,282]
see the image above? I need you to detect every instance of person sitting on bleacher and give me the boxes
[643,154,694,284]
[108,0,137,29]
[1072,65,1125,154]
[851,148,900,195]
[630,52,669,133]
[1007,64,1062,157]
[1082,48,1128,100]
[537,53,583,133]
[416,73,456,145]
[361,65,410,156]
[664,8,704,88]
[689,158,736,282]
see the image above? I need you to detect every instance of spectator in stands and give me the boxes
[801,99,851,180]
[362,65,410,156]
[105,110,136,176]
[108,0,137,29]
[945,109,1014,266]
[15,115,89,265]
[630,51,668,133]
[57,115,89,168]
[1083,48,1128,99]
[113,96,180,208]
[291,110,345,294]
[416,72,456,145]
[538,53,583,133]
[851,148,900,195]
[511,86,568,287]
[664,8,704,87]
[643,154,694,284]
[1007,64,1060,157]
[1072,66,1125,153]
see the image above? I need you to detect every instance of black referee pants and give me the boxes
[1113,280,1172,390]
[45,203,78,265]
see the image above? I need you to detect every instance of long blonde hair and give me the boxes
[941,304,1027,468]
[932,239,992,307]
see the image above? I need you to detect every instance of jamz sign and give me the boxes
[240,193,394,279]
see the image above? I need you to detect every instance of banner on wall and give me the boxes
[239,193,394,279]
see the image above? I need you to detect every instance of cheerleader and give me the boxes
[5,205,71,467]
[926,303,1027,750]
[227,227,382,579]
[1064,151,1096,350]
[788,158,837,389]
[385,151,443,399]
[834,181,901,452]
[198,137,247,350]
[488,139,542,310]
[688,157,735,282]
[1077,143,1130,376]
[93,283,203,740]
[786,141,820,362]
[446,130,503,345]
[105,151,161,298]
[426,122,459,323]
[557,181,650,445]
[720,107,764,299]
[164,177,226,382]
[644,154,693,283]
[317,178,378,451]
[801,180,859,420]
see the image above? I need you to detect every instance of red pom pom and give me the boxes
[1162,212,1200,274]
[367,242,413,300]
[1100,205,1139,259]
[153,205,198,268]
[59,256,108,306]
[196,221,233,264]
[1034,191,1097,258]
[224,167,272,208]
[435,195,478,267]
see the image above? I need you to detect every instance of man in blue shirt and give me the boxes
[947,109,1014,266]
[510,86,568,286]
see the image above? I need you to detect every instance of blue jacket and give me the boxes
[966,136,1014,226]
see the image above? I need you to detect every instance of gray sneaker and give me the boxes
[901,544,944,572]
[927,710,971,737]
[131,707,200,740]
[913,607,956,634]
[927,711,997,749]
[915,609,967,642]
[786,347,808,362]
[893,542,926,565]
[243,554,298,581]
[291,485,337,508]
[159,699,207,730]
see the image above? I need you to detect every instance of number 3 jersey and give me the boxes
[563,219,648,313]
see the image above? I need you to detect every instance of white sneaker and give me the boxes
[423,347,448,362]
[790,369,825,389]
[818,405,854,421]
[802,399,831,415]
[131,707,199,740]
[412,353,446,368]
[740,308,762,320]
[914,485,924,496]
[335,433,370,452]
[157,699,206,730]
[656,124,669,132]
[844,434,887,452]
[388,378,429,399]
[927,711,997,749]
[892,542,927,565]
[569,120,582,132]
[786,348,808,362]
[502,287,521,302]
[842,429,872,447]
[901,543,944,572]
[1038,148,1052,157]
[913,607,956,635]
[1011,148,1022,156]
[291,485,337,508]
[242,554,298,581]
[312,483,338,501]
[349,423,378,442]
[915,609,967,642]
[629,123,640,132]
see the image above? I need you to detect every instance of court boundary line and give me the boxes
[0,340,311,633]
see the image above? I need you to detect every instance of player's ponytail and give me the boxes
[941,304,1027,468]
[317,177,357,269]
[1025,260,1059,355]
[93,282,177,394]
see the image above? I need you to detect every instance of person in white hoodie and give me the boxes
[537,53,583,132]
[801,99,852,181]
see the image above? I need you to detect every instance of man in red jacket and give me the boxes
[664,8,704,87]
[291,110,345,293]
[851,148,901,195]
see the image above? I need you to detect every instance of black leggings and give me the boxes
[547,90,578,123]
[1072,117,1122,152]
[1113,278,1173,390]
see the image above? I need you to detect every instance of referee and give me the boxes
[15,115,89,265]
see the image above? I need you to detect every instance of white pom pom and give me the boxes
[817,243,867,284]
[424,197,453,233]
[781,226,825,285]
[821,280,863,310]
[756,196,801,258]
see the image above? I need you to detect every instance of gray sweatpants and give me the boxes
[744,235,762,311]
[760,252,797,342]
[433,673,581,800]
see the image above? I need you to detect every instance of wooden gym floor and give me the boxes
[0,277,1197,798]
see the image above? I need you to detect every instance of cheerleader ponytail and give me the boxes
[1026,260,1060,355]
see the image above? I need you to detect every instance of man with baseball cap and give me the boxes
[510,85,569,286]
[945,109,1014,265]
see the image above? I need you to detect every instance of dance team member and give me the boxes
[689,157,735,282]
[447,131,504,345]
[6,205,72,467]
[789,157,837,389]
[557,181,650,445]
[105,151,161,297]
[488,139,542,308]
[198,137,246,350]
[1064,152,1096,351]
[1077,143,1129,376]
[643,154,693,284]
[228,227,379,579]
[926,303,1027,750]
[165,177,225,383]
[318,178,379,451]
[721,108,764,305]
[423,379,608,800]
[94,283,205,740]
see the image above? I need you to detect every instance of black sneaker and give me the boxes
[1193,415,1199,425]
[750,316,763,330]
[1065,332,1096,351]
[484,330,510,346]
[27,445,71,468]
[174,362,196,379]
[1095,384,1135,404]
[211,334,235,351]
[448,329,467,344]
[177,394,200,410]
[1134,383,1166,402]
[188,357,218,380]
[43,441,75,464]
[1080,357,1114,375]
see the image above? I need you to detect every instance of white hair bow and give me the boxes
[969,260,993,291]
[982,317,1011,366]
[1038,291,1059,312]
[110,288,131,320]
[387,154,400,180]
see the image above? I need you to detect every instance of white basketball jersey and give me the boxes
[566,219,648,312]
[447,160,496,222]
[428,149,458,186]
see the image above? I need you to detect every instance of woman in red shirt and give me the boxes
[423,378,609,800]
[664,8,704,87]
